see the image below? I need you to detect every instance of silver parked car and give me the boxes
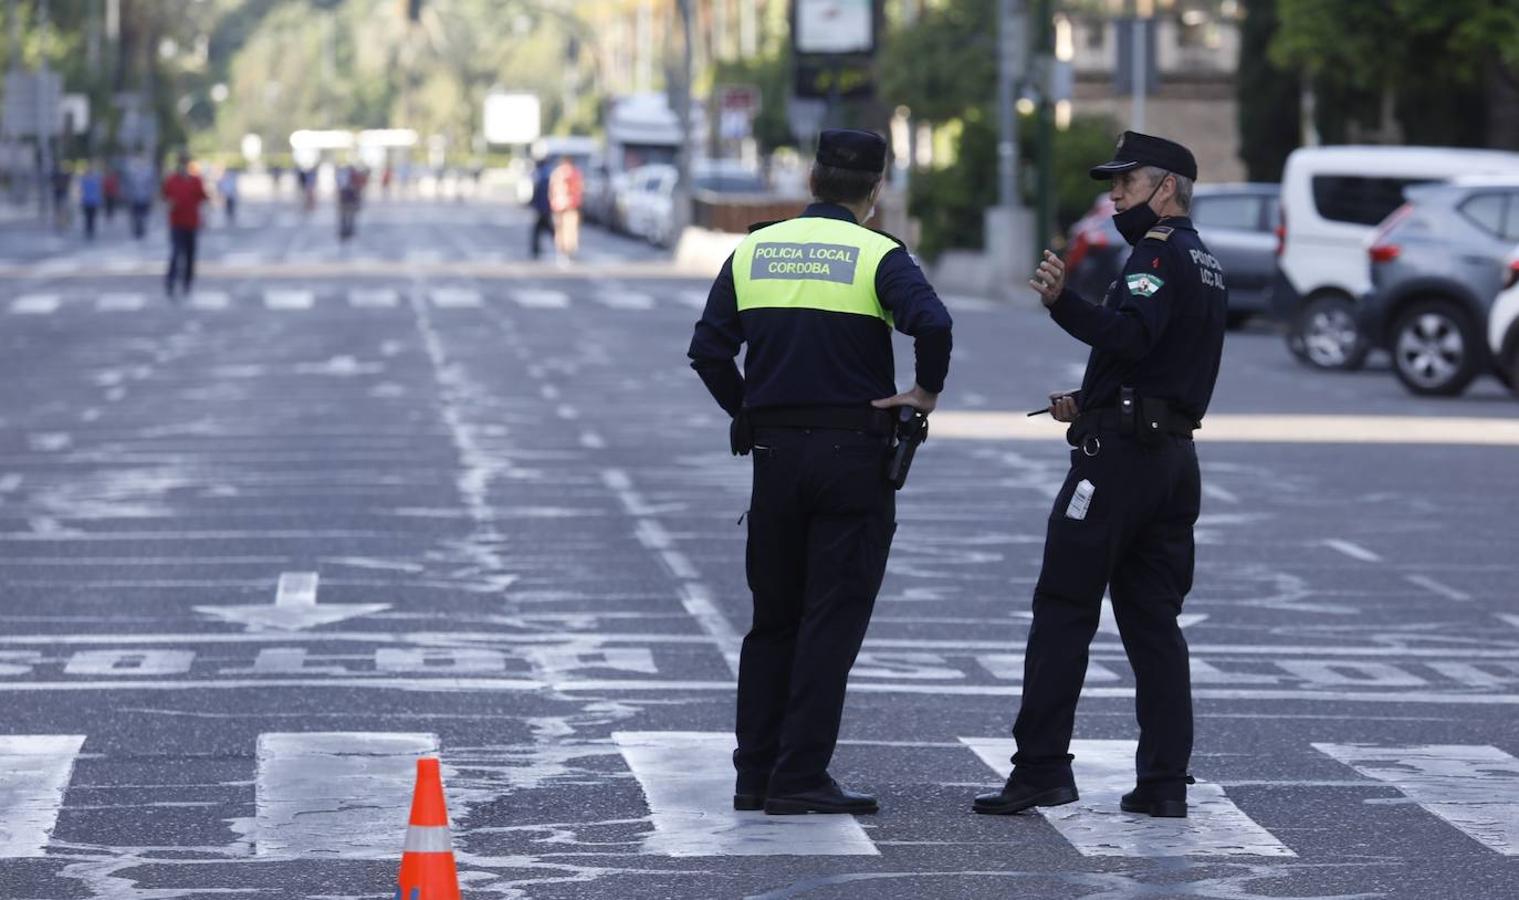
[1063,183,1279,327]
[1363,175,1519,395]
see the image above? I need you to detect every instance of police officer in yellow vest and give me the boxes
[688,129,953,815]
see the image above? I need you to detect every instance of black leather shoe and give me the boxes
[1120,787,1187,818]
[764,779,878,815]
[972,777,1079,815]
[733,791,766,811]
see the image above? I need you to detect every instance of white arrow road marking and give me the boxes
[1314,743,1519,855]
[194,571,390,631]
[264,289,315,310]
[256,732,438,858]
[11,294,60,315]
[613,731,878,857]
[0,735,87,857]
[961,737,1295,857]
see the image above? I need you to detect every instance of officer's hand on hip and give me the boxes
[873,383,938,414]
[1030,250,1066,307]
[1049,390,1080,423]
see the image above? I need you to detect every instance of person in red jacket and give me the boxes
[548,156,583,262]
[162,151,209,298]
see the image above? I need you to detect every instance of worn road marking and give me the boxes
[613,731,877,857]
[1323,539,1382,563]
[430,287,483,308]
[675,289,707,309]
[11,294,60,314]
[961,737,1295,857]
[194,571,391,631]
[256,732,438,858]
[0,735,87,857]
[932,411,1519,447]
[1314,743,1519,855]
[96,292,146,311]
[1404,573,1470,602]
[513,288,570,309]
[264,289,315,310]
[349,287,400,308]
[597,291,654,310]
[188,290,231,310]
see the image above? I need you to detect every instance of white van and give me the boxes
[1273,145,1519,369]
[1489,245,1519,397]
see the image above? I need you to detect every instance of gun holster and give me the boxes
[730,410,754,456]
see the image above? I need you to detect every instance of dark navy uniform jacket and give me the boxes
[1049,216,1227,423]
[688,203,953,416]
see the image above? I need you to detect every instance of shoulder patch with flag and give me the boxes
[1125,272,1166,298]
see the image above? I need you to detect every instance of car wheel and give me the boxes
[1294,293,1368,371]
[1504,345,1519,400]
[1390,300,1481,397]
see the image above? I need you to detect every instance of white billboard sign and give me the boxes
[483,92,541,145]
[794,0,874,55]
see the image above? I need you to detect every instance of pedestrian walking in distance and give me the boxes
[218,167,239,226]
[688,129,954,816]
[973,132,1227,820]
[548,155,582,263]
[161,151,209,299]
[125,156,155,239]
[78,163,104,240]
[529,156,555,260]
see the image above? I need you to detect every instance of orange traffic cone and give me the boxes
[395,757,461,900]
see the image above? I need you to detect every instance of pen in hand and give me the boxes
[1027,408,1050,417]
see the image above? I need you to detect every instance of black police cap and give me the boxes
[816,129,887,173]
[1089,131,1197,181]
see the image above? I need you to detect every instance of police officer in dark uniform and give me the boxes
[688,129,953,815]
[973,132,1226,819]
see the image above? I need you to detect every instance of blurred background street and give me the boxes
[1,1,1518,898]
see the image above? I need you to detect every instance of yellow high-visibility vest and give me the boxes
[732,217,897,326]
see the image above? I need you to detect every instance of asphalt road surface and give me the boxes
[0,197,1516,899]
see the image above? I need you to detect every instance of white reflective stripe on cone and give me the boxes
[403,825,454,853]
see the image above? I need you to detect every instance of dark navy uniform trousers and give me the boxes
[1012,429,1200,792]
[734,426,896,797]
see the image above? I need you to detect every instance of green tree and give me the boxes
[1273,0,1519,147]
[1234,0,1298,181]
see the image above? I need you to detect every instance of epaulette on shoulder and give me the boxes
[747,219,783,234]
[1141,225,1175,242]
[870,228,908,250]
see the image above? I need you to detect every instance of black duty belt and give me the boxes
[1074,406,1197,440]
[746,405,896,436]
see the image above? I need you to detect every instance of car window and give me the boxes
[1311,175,1432,226]
[1192,195,1261,231]
[1501,192,1519,241]
[1460,192,1506,237]
[1262,196,1281,231]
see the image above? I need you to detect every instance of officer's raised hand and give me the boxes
[1030,250,1066,307]
[1048,390,1080,422]
[873,383,938,414]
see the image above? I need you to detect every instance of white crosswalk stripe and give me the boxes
[255,732,438,859]
[513,288,570,309]
[961,737,1296,857]
[264,289,315,310]
[188,290,232,310]
[0,735,86,857]
[613,731,878,856]
[349,287,400,308]
[96,292,147,311]
[1314,743,1519,855]
[595,290,654,310]
[430,287,483,308]
[11,294,60,314]
[675,289,707,310]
